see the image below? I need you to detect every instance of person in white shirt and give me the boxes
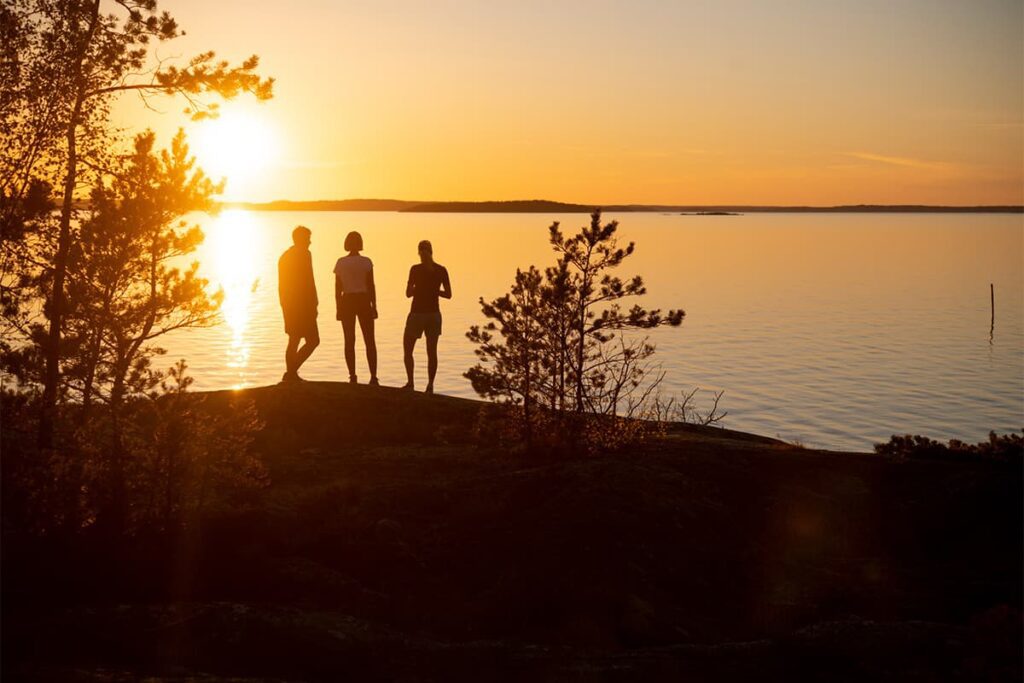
[333,231,378,385]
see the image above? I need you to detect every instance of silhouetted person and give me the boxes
[403,240,451,393]
[334,230,378,384]
[278,225,319,381]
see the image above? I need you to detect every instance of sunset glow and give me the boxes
[111,0,1022,205]
[205,209,265,387]
[190,107,281,200]
[4,2,1023,677]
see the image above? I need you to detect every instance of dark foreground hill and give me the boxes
[4,382,1021,681]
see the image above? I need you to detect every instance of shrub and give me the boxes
[1,361,268,537]
[472,402,666,457]
[874,430,1023,463]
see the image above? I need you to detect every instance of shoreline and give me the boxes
[207,380,872,455]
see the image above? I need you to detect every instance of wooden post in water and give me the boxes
[990,283,995,340]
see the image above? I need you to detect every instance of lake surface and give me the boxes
[166,210,1024,451]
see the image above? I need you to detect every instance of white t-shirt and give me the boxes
[333,254,373,294]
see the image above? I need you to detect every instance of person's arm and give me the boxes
[278,256,287,308]
[440,267,452,299]
[307,252,318,307]
[335,270,344,318]
[405,266,416,299]
[367,264,377,313]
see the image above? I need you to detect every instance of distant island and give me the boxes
[400,199,593,213]
[226,198,1024,214]
[226,199,425,212]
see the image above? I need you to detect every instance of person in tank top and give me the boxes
[402,239,451,394]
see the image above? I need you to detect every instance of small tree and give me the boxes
[548,210,684,414]
[466,210,685,452]
[466,267,548,445]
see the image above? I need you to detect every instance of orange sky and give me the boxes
[112,0,1024,205]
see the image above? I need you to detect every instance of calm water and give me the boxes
[167,210,1024,452]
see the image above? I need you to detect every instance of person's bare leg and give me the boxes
[425,335,439,393]
[294,332,319,373]
[341,317,357,380]
[358,314,377,382]
[285,335,300,376]
[403,331,417,389]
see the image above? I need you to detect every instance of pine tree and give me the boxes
[466,210,685,450]
[63,129,222,532]
[0,0,273,449]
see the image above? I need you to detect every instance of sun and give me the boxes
[190,108,280,198]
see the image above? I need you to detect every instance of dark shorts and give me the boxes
[338,292,374,327]
[405,311,442,339]
[284,311,319,339]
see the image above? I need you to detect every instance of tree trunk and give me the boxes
[523,340,532,447]
[103,366,128,536]
[81,323,102,412]
[573,252,593,414]
[574,299,587,412]
[558,312,567,411]
[100,229,161,534]
[39,0,102,449]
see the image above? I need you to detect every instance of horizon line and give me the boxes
[222,198,1024,213]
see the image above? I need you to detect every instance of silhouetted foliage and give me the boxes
[1,0,272,536]
[3,126,228,528]
[3,131,225,528]
[466,266,548,444]
[1,362,266,536]
[0,0,272,449]
[122,361,267,532]
[466,210,684,452]
[649,387,728,427]
[61,129,223,409]
[874,430,1023,463]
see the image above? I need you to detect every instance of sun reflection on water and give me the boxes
[205,210,265,389]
